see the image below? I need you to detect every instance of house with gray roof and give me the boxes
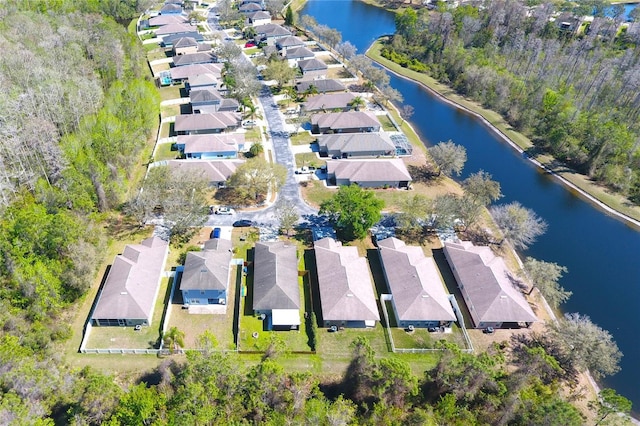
[176,133,244,159]
[170,63,223,82]
[284,46,315,66]
[317,132,396,158]
[166,159,244,186]
[275,36,305,53]
[377,238,456,328]
[187,73,218,90]
[239,2,262,13]
[180,238,233,306]
[172,37,200,55]
[173,52,216,67]
[253,241,300,330]
[174,112,240,134]
[254,23,292,45]
[91,237,169,327]
[314,238,380,328]
[194,99,240,114]
[155,23,195,36]
[443,241,537,329]
[160,3,182,15]
[311,111,381,134]
[296,79,345,94]
[326,158,412,189]
[246,11,271,27]
[149,15,188,27]
[163,32,204,47]
[302,93,357,113]
[298,58,328,80]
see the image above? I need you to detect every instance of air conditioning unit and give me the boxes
[219,298,226,305]
[407,325,415,332]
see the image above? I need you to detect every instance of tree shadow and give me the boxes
[407,164,439,184]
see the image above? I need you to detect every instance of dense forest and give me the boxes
[381,0,640,202]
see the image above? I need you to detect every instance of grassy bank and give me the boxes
[367,39,640,227]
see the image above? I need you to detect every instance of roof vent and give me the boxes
[500,295,507,299]
[422,295,430,298]
[120,292,128,295]
[346,293,354,297]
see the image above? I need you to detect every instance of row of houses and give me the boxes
[90,235,536,332]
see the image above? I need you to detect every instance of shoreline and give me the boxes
[365,40,640,232]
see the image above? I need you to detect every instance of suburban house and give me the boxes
[239,2,262,13]
[180,238,233,306]
[190,88,222,109]
[149,15,188,26]
[91,237,169,327]
[173,52,216,67]
[377,237,456,329]
[296,79,345,94]
[166,159,244,186]
[298,58,328,80]
[252,241,301,331]
[284,46,315,66]
[246,11,271,27]
[193,99,240,114]
[187,73,218,90]
[175,133,244,158]
[155,23,195,37]
[311,111,381,134]
[314,238,380,328]
[163,32,204,47]
[443,241,538,329]
[302,93,357,113]
[172,36,200,55]
[170,63,223,82]
[326,158,412,188]
[174,112,240,134]
[254,23,291,45]
[275,36,305,53]
[317,133,396,158]
[160,3,182,14]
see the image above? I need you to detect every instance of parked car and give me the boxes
[215,206,235,215]
[242,120,256,128]
[244,41,256,48]
[233,219,253,227]
[482,327,495,334]
[295,166,316,175]
[210,227,221,238]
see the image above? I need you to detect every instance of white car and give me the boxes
[215,206,235,215]
[242,120,257,128]
[295,166,316,175]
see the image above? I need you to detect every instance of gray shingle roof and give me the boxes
[254,23,291,37]
[92,237,168,322]
[317,133,396,155]
[149,15,188,26]
[190,89,222,103]
[177,133,243,154]
[173,36,198,48]
[276,36,305,49]
[173,52,215,66]
[174,112,240,132]
[253,242,300,311]
[327,159,412,183]
[180,239,233,291]
[303,93,356,111]
[443,241,537,326]
[285,46,314,59]
[314,238,380,322]
[377,238,455,322]
[188,73,218,88]
[297,58,328,72]
[170,63,223,80]
[311,111,380,131]
[296,79,345,93]
[156,23,194,36]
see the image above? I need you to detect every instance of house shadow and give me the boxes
[407,164,438,184]
[180,103,193,114]
[366,249,390,329]
[243,248,255,317]
[179,86,189,98]
[431,248,474,329]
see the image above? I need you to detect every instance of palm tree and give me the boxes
[284,86,298,106]
[302,84,319,100]
[249,141,264,158]
[163,326,185,354]
[348,96,366,111]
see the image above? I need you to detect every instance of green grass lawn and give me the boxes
[161,104,180,118]
[158,84,183,101]
[154,142,180,161]
[290,132,315,146]
[244,127,261,143]
[85,277,170,349]
[377,114,397,131]
[159,122,171,139]
[295,152,321,168]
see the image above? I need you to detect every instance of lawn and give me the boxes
[377,114,397,131]
[327,66,353,79]
[290,132,315,146]
[85,276,170,350]
[243,126,261,143]
[151,62,170,75]
[158,84,183,101]
[300,180,335,208]
[166,266,241,351]
[154,142,180,161]
[161,104,180,118]
[295,152,321,168]
[159,122,171,139]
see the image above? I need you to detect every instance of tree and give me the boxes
[523,257,571,308]
[396,194,431,233]
[263,57,296,89]
[399,104,414,125]
[348,96,365,111]
[249,141,264,158]
[490,202,547,250]
[320,184,384,241]
[551,313,622,380]
[428,140,467,177]
[265,0,286,17]
[215,41,242,63]
[275,199,299,237]
[227,158,287,205]
[462,170,502,205]
[163,326,185,354]
[378,83,403,106]
[284,5,294,26]
[335,41,357,61]
[589,388,633,425]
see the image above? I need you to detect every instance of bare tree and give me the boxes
[490,202,547,250]
[275,199,299,237]
[399,104,414,125]
[428,140,467,177]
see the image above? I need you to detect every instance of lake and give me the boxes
[300,0,640,416]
